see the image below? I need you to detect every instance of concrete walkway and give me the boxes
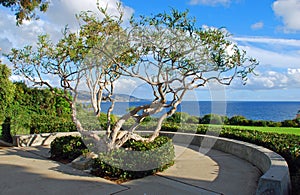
[0,144,261,195]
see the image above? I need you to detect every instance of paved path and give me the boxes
[0,144,261,195]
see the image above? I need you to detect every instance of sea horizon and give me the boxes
[94,101,300,122]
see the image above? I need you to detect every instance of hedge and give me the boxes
[91,136,175,181]
[1,114,76,143]
[30,115,76,134]
[50,135,88,162]
[50,135,175,182]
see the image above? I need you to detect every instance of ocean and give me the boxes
[99,101,300,122]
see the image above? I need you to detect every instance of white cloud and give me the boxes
[287,68,300,86]
[114,78,139,95]
[234,36,300,47]
[0,38,13,54]
[0,0,134,48]
[9,75,24,82]
[272,0,300,32]
[251,21,264,30]
[240,45,300,69]
[46,0,134,30]
[189,0,231,6]
[232,69,300,90]
[233,36,300,69]
[0,11,62,67]
[0,0,134,67]
[0,12,53,48]
[228,36,300,91]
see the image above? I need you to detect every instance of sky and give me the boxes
[0,0,300,101]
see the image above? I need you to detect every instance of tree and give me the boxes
[77,6,132,119]
[6,8,258,152]
[0,63,15,123]
[6,6,135,152]
[6,28,90,135]
[108,9,258,145]
[0,0,49,25]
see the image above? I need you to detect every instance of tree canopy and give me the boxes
[6,8,258,152]
[0,0,49,25]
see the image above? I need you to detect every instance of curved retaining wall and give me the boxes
[13,132,81,147]
[13,131,291,194]
[159,131,291,195]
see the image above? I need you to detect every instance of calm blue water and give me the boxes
[99,101,300,122]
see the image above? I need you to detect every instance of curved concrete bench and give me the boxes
[13,131,291,194]
[159,131,291,195]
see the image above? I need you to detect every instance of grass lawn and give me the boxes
[226,125,300,136]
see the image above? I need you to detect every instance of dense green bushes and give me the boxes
[0,63,15,124]
[225,115,298,127]
[165,112,299,127]
[200,114,227,125]
[166,112,191,123]
[50,136,88,162]
[30,115,76,134]
[50,135,175,182]
[91,136,175,181]
[75,104,118,131]
[1,82,75,142]
[1,114,76,142]
[1,117,13,143]
[282,119,299,127]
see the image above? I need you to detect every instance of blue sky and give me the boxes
[0,0,300,101]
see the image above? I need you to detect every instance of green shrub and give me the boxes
[167,112,190,123]
[282,120,298,127]
[91,136,175,181]
[266,121,282,127]
[73,110,118,131]
[141,116,152,123]
[186,116,200,124]
[161,122,200,133]
[30,115,76,134]
[200,114,227,125]
[228,115,249,126]
[50,135,175,182]
[1,113,76,142]
[161,122,180,132]
[10,108,31,136]
[253,120,267,127]
[98,112,117,130]
[228,116,293,128]
[1,113,31,142]
[50,136,88,162]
